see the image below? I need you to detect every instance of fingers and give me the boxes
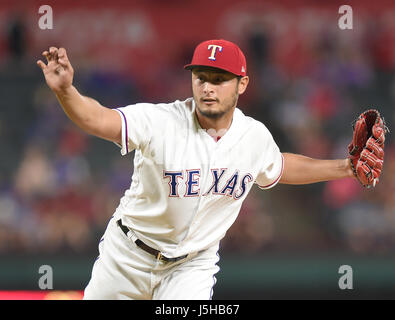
[36,60,46,71]
[372,123,385,144]
[360,149,383,170]
[41,47,61,63]
[42,47,56,63]
[39,46,72,74]
[49,46,58,60]
[366,137,384,158]
[57,47,70,68]
[42,50,50,63]
[356,139,384,187]
[356,161,381,188]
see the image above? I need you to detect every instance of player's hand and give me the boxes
[37,47,74,93]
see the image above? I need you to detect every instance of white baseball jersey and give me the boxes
[114,97,283,258]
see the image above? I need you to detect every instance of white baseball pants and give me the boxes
[83,215,220,300]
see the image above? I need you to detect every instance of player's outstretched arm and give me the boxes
[37,47,121,144]
[279,153,355,185]
[280,110,388,187]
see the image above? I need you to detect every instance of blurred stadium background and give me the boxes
[0,0,394,299]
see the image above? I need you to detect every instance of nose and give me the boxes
[202,81,214,95]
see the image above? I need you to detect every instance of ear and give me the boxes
[238,76,249,95]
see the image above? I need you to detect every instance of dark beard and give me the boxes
[196,106,226,119]
[193,93,239,120]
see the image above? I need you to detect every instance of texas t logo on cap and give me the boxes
[184,39,247,77]
[208,45,223,61]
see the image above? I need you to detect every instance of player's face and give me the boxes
[192,68,248,120]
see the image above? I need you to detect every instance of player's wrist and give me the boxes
[53,84,75,97]
[344,158,355,178]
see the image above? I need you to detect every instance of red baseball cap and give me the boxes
[184,39,247,77]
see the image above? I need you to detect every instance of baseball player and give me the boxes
[37,39,386,300]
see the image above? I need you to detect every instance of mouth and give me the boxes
[201,97,218,105]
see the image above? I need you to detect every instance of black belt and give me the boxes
[116,219,188,263]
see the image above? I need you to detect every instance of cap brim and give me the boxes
[183,64,195,70]
[184,64,240,76]
[185,64,220,71]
